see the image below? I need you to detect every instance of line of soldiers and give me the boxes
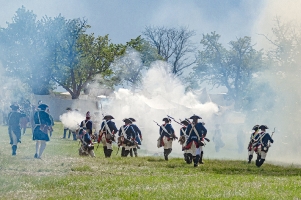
[75,113,142,158]
[247,125,274,167]
[156,114,208,167]
[7,104,275,168]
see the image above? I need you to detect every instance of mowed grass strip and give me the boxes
[0,123,300,200]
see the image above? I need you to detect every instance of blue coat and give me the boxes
[131,124,142,145]
[100,120,118,134]
[159,123,174,138]
[33,110,52,141]
[185,122,207,144]
[260,132,274,147]
[118,125,136,140]
[180,126,187,136]
[8,111,26,144]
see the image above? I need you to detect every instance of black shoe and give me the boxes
[194,163,198,167]
[34,153,38,158]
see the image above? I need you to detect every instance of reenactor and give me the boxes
[117,118,137,157]
[79,128,95,157]
[179,119,189,162]
[128,117,142,157]
[158,118,177,161]
[247,125,260,163]
[7,104,26,155]
[62,107,73,139]
[212,124,224,152]
[98,115,118,158]
[33,104,53,159]
[255,125,274,167]
[78,111,93,139]
[184,114,207,167]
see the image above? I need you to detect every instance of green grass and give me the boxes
[0,122,300,200]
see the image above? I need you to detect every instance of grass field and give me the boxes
[0,122,300,200]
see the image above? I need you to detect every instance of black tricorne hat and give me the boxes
[66,107,72,111]
[103,115,114,120]
[129,118,136,122]
[252,125,260,131]
[10,104,19,110]
[162,118,171,122]
[180,119,189,126]
[189,114,202,119]
[259,125,268,130]
[123,118,132,124]
[38,104,48,111]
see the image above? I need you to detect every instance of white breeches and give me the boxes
[163,137,173,149]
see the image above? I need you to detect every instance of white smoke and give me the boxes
[59,111,85,131]
[98,60,219,156]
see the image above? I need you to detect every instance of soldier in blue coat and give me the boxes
[118,118,137,157]
[7,104,26,155]
[98,115,118,158]
[184,114,207,167]
[256,125,274,167]
[33,104,52,159]
[179,119,189,162]
[128,117,142,157]
[78,111,93,140]
[159,118,177,161]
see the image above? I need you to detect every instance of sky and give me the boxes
[0,0,266,45]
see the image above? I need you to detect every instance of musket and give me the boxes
[167,115,182,126]
[268,127,276,147]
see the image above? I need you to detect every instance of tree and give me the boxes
[109,36,162,92]
[0,6,53,95]
[143,26,197,76]
[191,32,265,110]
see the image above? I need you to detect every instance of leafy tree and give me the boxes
[143,26,197,76]
[109,36,162,92]
[191,32,265,110]
[0,6,53,95]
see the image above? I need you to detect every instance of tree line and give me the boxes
[0,7,299,113]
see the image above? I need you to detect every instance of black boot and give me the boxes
[133,148,138,157]
[186,153,192,164]
[194,155,200,167]
[248,155,253,163]
[121,147,126,157]
[124,150,130,157]
[257,159,265,167]
[63,129,67,138]
[199,151,204,164]
[12,145,17,156]
[129,149,133,157]
[107,149,113,157]
[103,146,108,157]
[184,153,187,161]
[164,149,168,161]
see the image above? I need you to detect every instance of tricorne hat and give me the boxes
[180,119,189,126]
[162,117,171,122]
[38,104,48,111]
[189,114,202,119]
[123,118,131,124]
[10,104,19,110]
[103,115,114,120]
[259,125,268,130]
[252,125,260,131]
[129,118,136,122]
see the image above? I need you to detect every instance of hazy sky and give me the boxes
[0,0,266,45]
